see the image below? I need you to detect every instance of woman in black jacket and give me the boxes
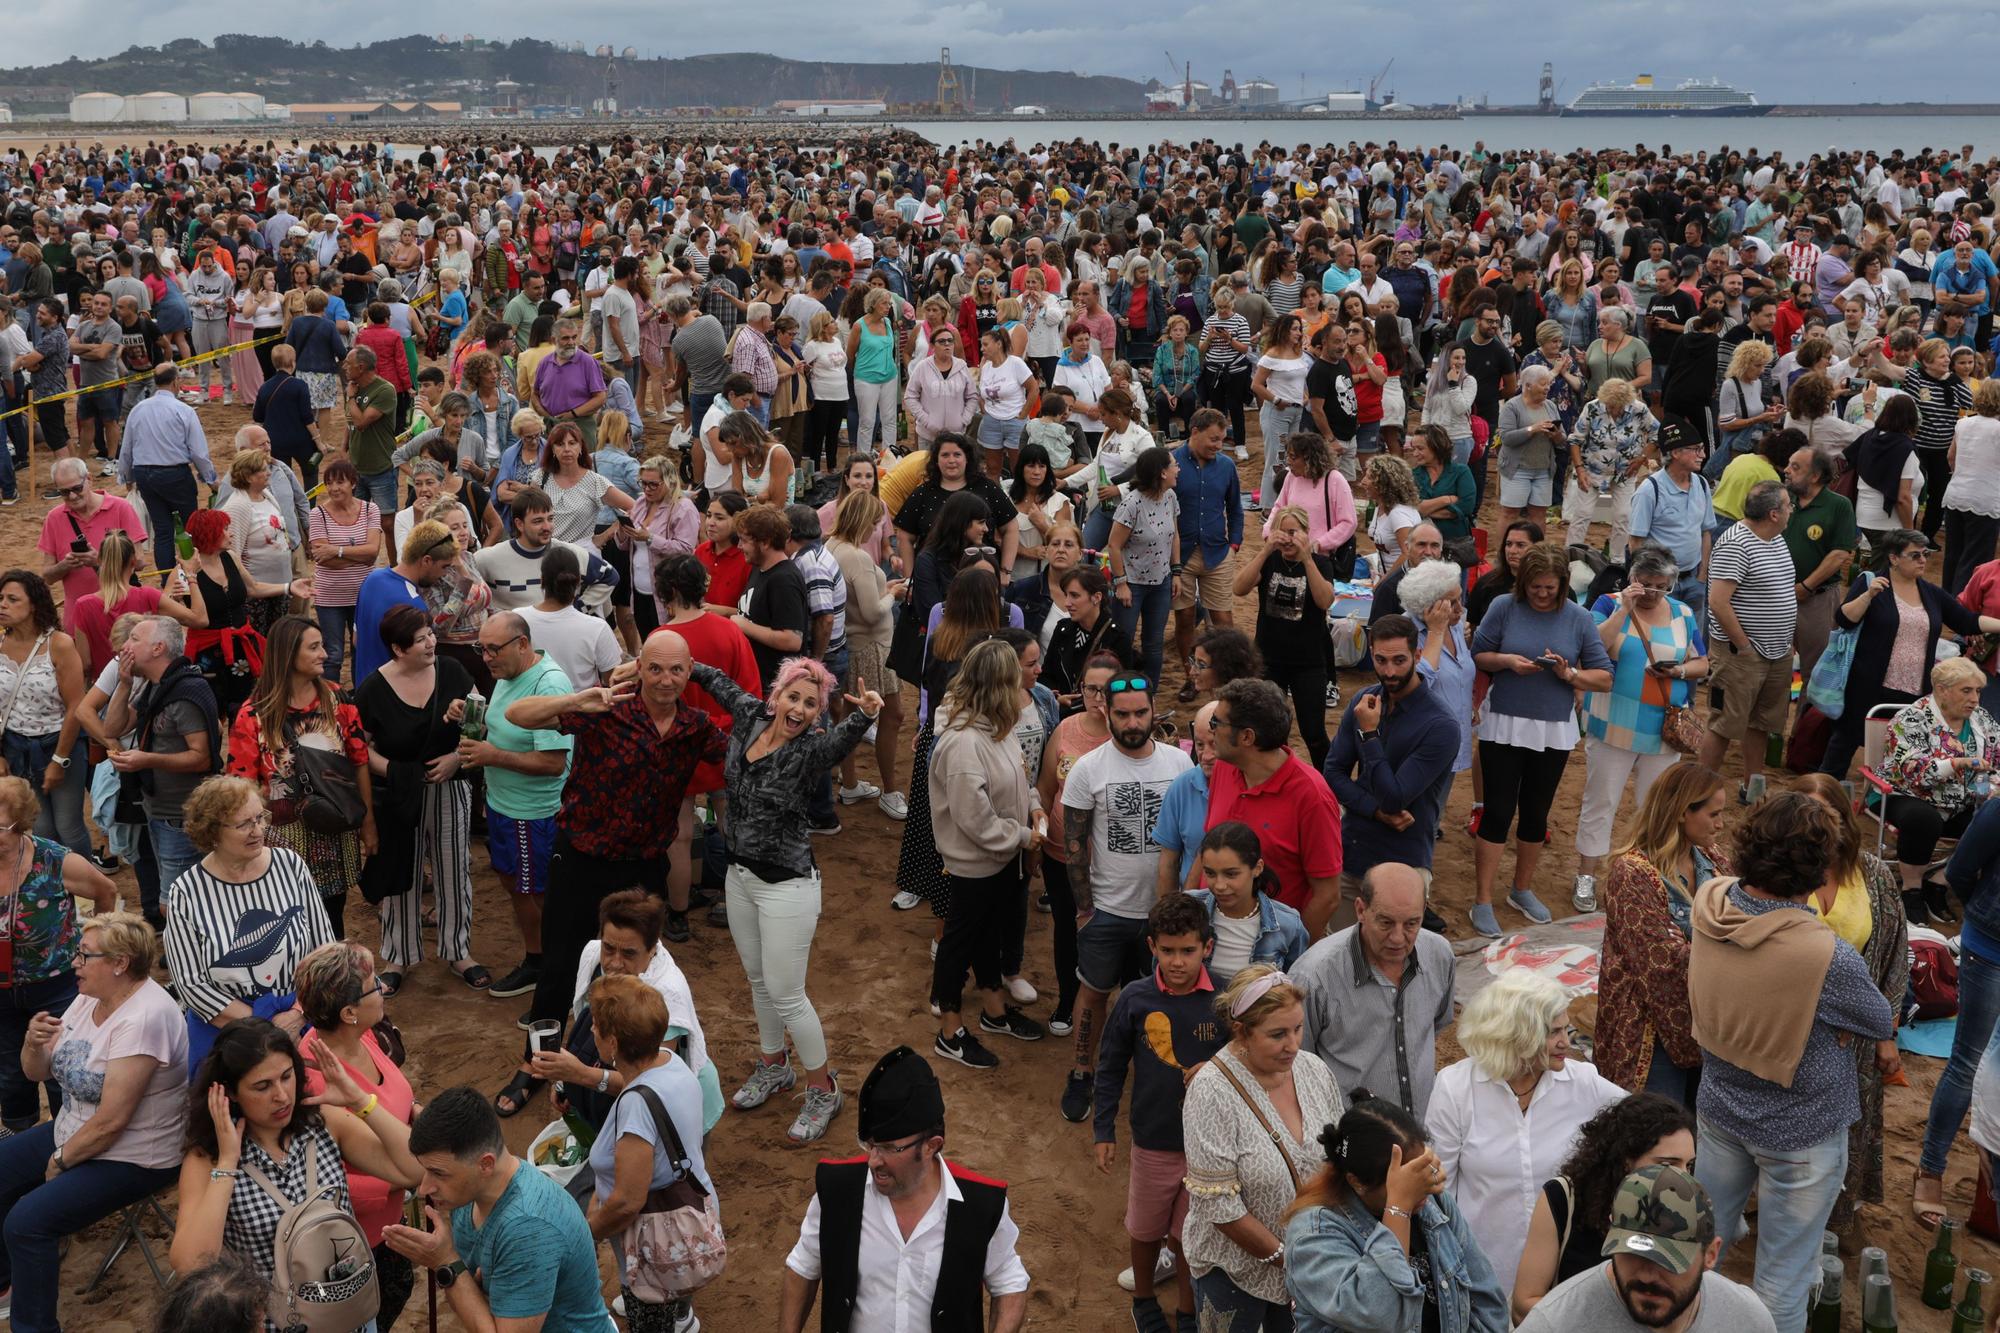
[1041,565,1133,711]
[1658,308,1724,448]
[1005,519,1086,650]
[887,490,995,688]
[1820,526,2000,778]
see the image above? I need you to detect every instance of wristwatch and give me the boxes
[595,1067,612,1094]
[434,1259,467,1288]
[50,754,70,770]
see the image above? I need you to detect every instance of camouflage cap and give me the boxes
[1600,1165,1715,1275]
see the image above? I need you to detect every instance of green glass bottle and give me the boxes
[1954,1268,1992,1333]
[1809,1255,1844,1333]
[1862,1272,1899,1333]
[172,513,193,561]
[1925,1217,1961,1309]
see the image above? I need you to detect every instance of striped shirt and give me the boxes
[1199,313,1253,371]
[163,847,335,1022]
[306,502,380,609]
[1707,524,1799,661]
[790,543,847,658]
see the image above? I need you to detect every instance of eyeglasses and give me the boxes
[230,813,271,834]
[859,1133,930,1157]
[478,633,528,658]
[1107,676,1151,695]
[76,950,113,961]
[964,544,998,559]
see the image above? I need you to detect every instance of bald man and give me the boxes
[1153,700,1219,896]
[1292,862,1457,1120]
[503,629,731,1082]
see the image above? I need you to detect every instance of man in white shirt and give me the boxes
[781,1047,1029,1333]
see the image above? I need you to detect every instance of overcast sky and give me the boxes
[10,12,1980,106]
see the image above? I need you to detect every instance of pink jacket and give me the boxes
[1262,467,1358,554]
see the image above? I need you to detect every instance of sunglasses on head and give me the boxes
[1107,676,1151,695]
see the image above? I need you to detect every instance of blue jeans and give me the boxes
[1256,402,1302,509]
[148,818,198,910]
[1922,946,2000,1174]
[357,468,398,524]
[0,976,77,1130]
[1192,1267,1294,1332]
[317,603,357,687]
[1642,1039,1700,1107]
[1673,570,1708,631]
[133,465,199,570]
[1083,505,1116,554]
[1696,1116,1848,1333]
[1112,577,1173,686]
[0,734,89,856]
[0,1121,178,1333]
[688,393,716,438]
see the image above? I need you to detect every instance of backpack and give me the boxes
[243,1139,379,1333]
[1908,933,1960,1023]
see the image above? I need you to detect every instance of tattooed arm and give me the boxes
[1066,803,1095,917]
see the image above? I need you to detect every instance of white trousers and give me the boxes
[1563,475,1637,559]
[725,863,828,1068]
[854,377,900,457]
[1577,733,1682,858]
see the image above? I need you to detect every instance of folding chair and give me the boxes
[77,1190,173,1295]
[1857,701,1963,869]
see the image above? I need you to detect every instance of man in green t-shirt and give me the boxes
[1782,443,1858,688]
[458,612,574,1011]
[503,273,546,347]
[343,345,401,518]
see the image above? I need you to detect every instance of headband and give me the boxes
[1230,970,1292,1019]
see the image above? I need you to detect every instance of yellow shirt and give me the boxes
[515,343,559,406]
[880,449,933,519]
[1811,868,1873,954]
[1712,455,1778,523]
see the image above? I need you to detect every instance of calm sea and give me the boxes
[895,114,2000,161]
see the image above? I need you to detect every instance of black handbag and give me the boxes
[283,713,367,835]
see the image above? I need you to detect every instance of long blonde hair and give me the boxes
[831,488,885,547]
[1612,760,1728,873]
[97,530,140,611]
[940,638,1023,739]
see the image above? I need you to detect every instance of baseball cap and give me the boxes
[1602,1165,1715,1275]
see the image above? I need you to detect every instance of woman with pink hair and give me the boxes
[685,655,883,1144]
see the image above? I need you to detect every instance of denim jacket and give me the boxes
[1285,1191,1508,1333]
[1187,890,1310,973]
[1947,798,2000,943]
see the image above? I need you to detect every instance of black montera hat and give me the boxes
[857,1045,945,1142]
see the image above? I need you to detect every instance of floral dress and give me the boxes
[225,698,370,905]
[1569,399,1659,488]
[1886,696,2000,814]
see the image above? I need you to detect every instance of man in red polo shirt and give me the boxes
[1206,678,1343,938]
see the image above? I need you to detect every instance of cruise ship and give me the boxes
[1563,75,1770,117]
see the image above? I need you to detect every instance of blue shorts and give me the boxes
[1075,909,1149,992]
[76,388,121,422]
[977,414,1025,452]
[486,809,556,895]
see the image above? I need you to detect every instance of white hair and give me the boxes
[1457,968,1572,1081]
[1518,364,1554,391]
[50,456,89,486]
[1395,561,1464,619]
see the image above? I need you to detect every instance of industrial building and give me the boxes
[771,99,887,116]
[190,91,268,121]
[285,100,463,123]
[1240,78,1279,106]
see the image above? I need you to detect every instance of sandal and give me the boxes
[378,972,403,999]
[1922,869,1958,923]
[493,1070,546,1119]
[1914,1170,1947,1228]
[452,964,492,991]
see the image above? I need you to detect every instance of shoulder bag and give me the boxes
[283,707,368,835]
[1211,1056,1302,1193]
[1643,619,1704,756]
[619,1082,727,1303]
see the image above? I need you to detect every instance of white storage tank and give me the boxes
[1241,78,1280,107]
[124,91,189,121]
[231,90,268,118]
[190,92,256,121]
[1325,90,1366,113]
[0,105,12,124]
[69,92,124,122]
[263,103,292,121]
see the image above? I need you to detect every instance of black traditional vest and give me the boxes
[814,1157,1008,1333]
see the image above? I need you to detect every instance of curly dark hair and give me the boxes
[1148,891,1214,944]
[0,570,59,634]
[1193,627,1264,686]
[1731,792,1837,899]
[1557,1092,1696,1234]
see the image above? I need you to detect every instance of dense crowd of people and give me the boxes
[5,121,2000,1332]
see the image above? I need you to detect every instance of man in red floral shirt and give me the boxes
[502,630,726,1039]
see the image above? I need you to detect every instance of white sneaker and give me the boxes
[1117,1249,1179,1292]
[864,722,879,745]
[839,781,882,804]
[1233,444,1249,460]
[891,889,922,911]
[1005,975,1038,1004]
[929,937,939,960]
[222,390,235,405]
[612,1294,626,1317]
[878,791,909,820]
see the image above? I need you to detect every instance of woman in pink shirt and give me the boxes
[295,942,419,1330]
[1260,431,1358,557]
[818,455,897,567]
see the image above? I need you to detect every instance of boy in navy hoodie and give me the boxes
[1093,893,1227,1333]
